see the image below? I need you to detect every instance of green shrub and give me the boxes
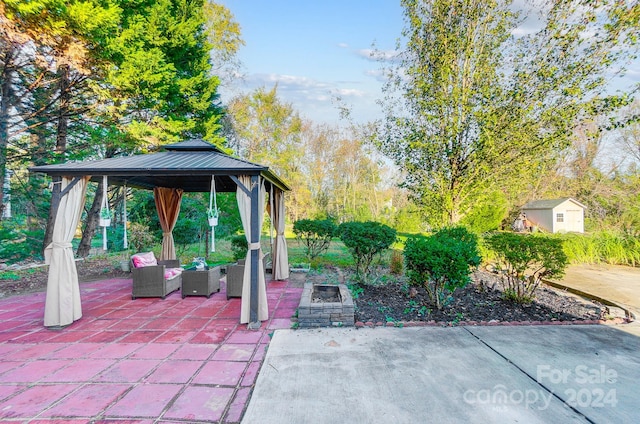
[128,222,155,252]
[338,221,396,276]
[230,234,248,261]
[485,232,568,303]
[292,219,337,260]
[404,226,481,310]
[0,219,44,262]
[460,190,508,233]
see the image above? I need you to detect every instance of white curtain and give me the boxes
[44,176,89,327]
[237,175,268,324]
[272,189,289,280]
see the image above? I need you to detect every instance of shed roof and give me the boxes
[522,198,586,210]
[29,139,290,192]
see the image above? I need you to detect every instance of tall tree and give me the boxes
[227,86,307,219]
[297,122,395,223]
[77,0,233,256]
[378,0,640,227]
[2,0,236,256]
[203,0,244,84]
[105,0,224,147]
[617,100,640,165]
[1,0,121,253]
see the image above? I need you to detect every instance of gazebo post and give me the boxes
[42,176,62,255]
[248,174,260,329]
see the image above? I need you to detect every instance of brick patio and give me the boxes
[0,276,302,423]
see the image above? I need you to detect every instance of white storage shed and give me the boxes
[521,198,586,233]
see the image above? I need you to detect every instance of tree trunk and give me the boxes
[55,64,70,153]
[0,47,15,220]
[42,64,71,251]
[76,180,103,257]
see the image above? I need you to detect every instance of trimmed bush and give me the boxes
[292,219,337,260]
[230,234,248,261]
[404,226,481,310]
[338,221,396,276]
[485,232,568,303]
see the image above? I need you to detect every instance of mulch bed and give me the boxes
[351,270,605,325]
[0,257,131,299]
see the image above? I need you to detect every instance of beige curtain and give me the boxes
[237,175,268,324]
[154,187,183,260]
[44,176,89,327]
[272,189,289,280]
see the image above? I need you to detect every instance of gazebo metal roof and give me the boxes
[29,139,290,192]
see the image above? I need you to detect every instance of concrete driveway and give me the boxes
[242,325,639,424]
[558,264,640,336]
[560,264,640,313]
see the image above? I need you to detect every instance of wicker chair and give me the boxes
[225,255,270,300]
[131,255,182,300]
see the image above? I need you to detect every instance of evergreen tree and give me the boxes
[105,0,225,147]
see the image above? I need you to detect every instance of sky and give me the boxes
[218,0,404,125]
[218,1,640,128]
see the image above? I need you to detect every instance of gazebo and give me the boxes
[29,139,290,330]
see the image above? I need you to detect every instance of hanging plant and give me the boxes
[207,207,220,226]
[99,208,111,227]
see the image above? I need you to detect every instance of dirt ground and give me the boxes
[0,257,130,299]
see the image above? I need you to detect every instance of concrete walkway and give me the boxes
[243,325,640,424]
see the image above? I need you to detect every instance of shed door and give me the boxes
[566,209,583,233]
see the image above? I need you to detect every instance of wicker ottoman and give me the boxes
[181,266,221,299]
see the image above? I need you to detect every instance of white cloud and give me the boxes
[338,42,349,49]
[511,26,539,36]
[356,48,399,62]
[219,70,381,124]
[331,88,366,97]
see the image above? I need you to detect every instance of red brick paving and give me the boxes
[0,276,302,423]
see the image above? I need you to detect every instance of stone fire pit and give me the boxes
[297,282,354,328]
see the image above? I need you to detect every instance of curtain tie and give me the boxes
[249,242,261,250]
[44,242,73,264]
[162,232,172,237]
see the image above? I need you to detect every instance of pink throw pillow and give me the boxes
[164,268,183,279]
[131,252,158,268]
[131,256,143,268]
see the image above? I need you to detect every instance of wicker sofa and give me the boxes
[130,252,182,299]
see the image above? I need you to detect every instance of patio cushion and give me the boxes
[165,267,183,280]
[131,252,158,268]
